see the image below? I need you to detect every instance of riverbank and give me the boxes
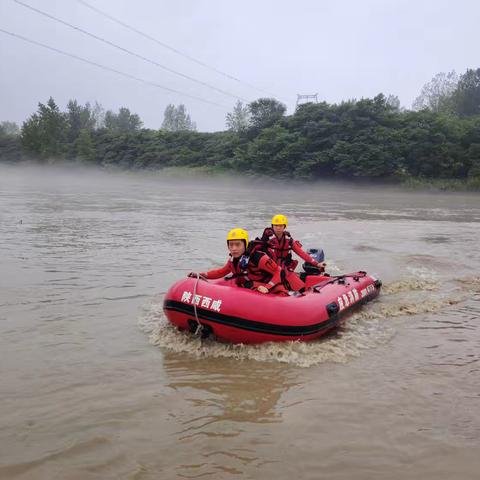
[2,158,480,192]
[3,93,480,192]
[400,176,480,192]
[159,166,480,192]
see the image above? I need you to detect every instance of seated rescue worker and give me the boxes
[189,228,285,294]
[261,214,327,291]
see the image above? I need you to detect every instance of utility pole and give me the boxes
[296,93,318,107]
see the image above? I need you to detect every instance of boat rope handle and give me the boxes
[192,273,203,336]
[312,272,367,292]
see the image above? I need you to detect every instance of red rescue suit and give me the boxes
[262,228,321,291]
[200,251,286,294]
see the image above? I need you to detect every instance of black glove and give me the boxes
[187,272,197,278]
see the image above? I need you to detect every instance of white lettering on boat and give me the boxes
[192,294,201,306]
[211,299,222,312]
[181,291,192,303]
[181,291,222,312]
[200,296,212,308]
[360,284,375,298]
[337,287,362,312]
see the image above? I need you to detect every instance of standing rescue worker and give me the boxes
[189,228,286,294]
[261,214,326,291]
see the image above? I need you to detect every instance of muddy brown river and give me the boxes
[1,164,479,479]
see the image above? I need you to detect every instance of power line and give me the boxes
[75,0,282,101]
[0,28,228,108]
[12,0,249,103]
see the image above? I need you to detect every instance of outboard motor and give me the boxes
[300,248,325,281]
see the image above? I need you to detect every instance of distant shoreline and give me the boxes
[3,94,480,193]
[2,159,479,193]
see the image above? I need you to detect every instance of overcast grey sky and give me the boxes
[0,0,478,131]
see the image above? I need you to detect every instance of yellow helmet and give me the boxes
[226,228,249,247]
[271,214,288,227]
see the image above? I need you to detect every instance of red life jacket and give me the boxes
[226,249,276,287]
[246,251,277,284]
[261,228,297,269]
[226,257,248,286]
[247,238,275,259]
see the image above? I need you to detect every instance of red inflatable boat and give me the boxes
[163,271,382,344]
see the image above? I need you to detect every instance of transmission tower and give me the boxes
[296,93,319,107]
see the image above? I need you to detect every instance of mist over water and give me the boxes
[1,163,479,479]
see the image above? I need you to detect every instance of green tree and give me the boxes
[161,105,176,131]
[226,100,249,132]
[386,94,401,111]
[8,90,480,190]
[248,98,286,131]
[412,71,458,112]
[161,104,196,131]
[0,121,20,137]
[74,129,96,162]
[236,125,302,175]
[105,107,143,132]
[91,101,105,129]
[20,114,41,155]
[451,68,480,117]
[21,97,67,158]
[66,100,96,143]
[0,121,22,162]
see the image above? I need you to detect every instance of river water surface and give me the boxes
[1,164,479,479]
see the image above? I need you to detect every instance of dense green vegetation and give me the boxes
[1,68,479,189]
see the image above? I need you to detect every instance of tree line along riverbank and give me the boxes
[1,68,480,191]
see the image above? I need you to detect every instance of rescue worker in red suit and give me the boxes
[261,214,327,291]
[189,228,287,294]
